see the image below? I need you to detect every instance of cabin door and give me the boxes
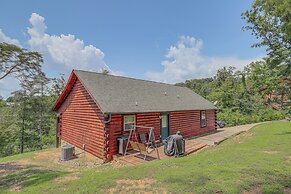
[161,113,170,140]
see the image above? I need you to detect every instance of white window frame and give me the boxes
[123,115,136,131]
[201,111,207,128]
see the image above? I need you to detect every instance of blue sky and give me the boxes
[0,0,265,97]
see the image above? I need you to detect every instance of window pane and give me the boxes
[162,115,168,128]
[124,115,134,123]
[201,112,206,119]
[123,115,135,131]
[124,124,133,130]
[201,111,206,127]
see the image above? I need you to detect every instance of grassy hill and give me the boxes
[1,121,291,193]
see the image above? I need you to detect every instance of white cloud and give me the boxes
[27,13,109,72]
[0,29,21,46]
[146,36,262,83]
[0,13,113,98]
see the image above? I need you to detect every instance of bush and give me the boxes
[217,108,286,127]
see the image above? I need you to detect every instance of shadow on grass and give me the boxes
[275,131,291,135]
[0,162,23,172]
[0,164,68,192]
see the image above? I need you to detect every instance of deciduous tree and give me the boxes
[242,0,291,75]
[0,42,44,81]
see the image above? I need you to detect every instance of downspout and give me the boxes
[103,114,112,124]
[102,114,112,162]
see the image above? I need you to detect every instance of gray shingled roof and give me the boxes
[75,70,217,114]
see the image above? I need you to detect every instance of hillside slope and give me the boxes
[0,121,291,193]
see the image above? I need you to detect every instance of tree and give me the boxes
[21,72,51,150]
[0,42,44,80]
[245,61,278,95]
[214,66,237,87]
[36,73,50,149]
[176,78,216,98]
[242,0,291,75]
[0,96,5,107]
[50,74,66,96]
[0,97,19,156]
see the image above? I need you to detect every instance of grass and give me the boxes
[0,121,291,193]
[0,148,56,163]
[0,152,36,163]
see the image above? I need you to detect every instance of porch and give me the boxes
[113,122,260,166]
[114,138,207,166]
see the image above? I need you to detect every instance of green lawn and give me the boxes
[1,121,291,193]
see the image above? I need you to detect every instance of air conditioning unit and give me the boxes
[61,144,75,161]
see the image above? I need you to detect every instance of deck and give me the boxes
[115,139,207,166]
[114,123,262,166]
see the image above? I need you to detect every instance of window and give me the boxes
[123,115,136,131]
[201,111,206,127]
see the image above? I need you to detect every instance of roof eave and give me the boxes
[52,70,77,111]
[104,107,218,115]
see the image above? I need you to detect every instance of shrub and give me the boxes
[217,108,285,127]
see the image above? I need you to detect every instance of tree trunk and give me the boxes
[56,115,59,148]
[20,115,24,153]
[40,83,43,150]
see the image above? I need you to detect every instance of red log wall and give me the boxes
[106,110,216,159]
[170,110,216,138]
[57,79,105,159]
[105,112,161,160]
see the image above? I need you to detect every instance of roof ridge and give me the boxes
[74,69,187,89]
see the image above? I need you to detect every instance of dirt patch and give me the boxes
[17,158,35,166]
[9,185,23,192]
[32,148,103,170]
[284,187,291,194]
[233,136,243,144]
[242,131,254,137]
[232,131,254,144]
[34,149,60,161]
[56,157,103,169]
[0,162,24,174]
[107,178,166,194]
[242,185,262,194]
[1,148,105,179]
[110,157,136,168]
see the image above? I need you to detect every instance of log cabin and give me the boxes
[53,70,217,162]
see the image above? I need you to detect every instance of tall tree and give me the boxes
[21,72,50,150]
[242,0,291,75]
[9,90,29,153]
[50,74,66,97]
[36,73,50,149]
[0,42,43,80]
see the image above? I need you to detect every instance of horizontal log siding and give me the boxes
[105,112,161,159]
[136,113,161,138]
[58,79,105,159]
[106,110,216,159]
[106,114,123,160]
[170,110,216,138]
